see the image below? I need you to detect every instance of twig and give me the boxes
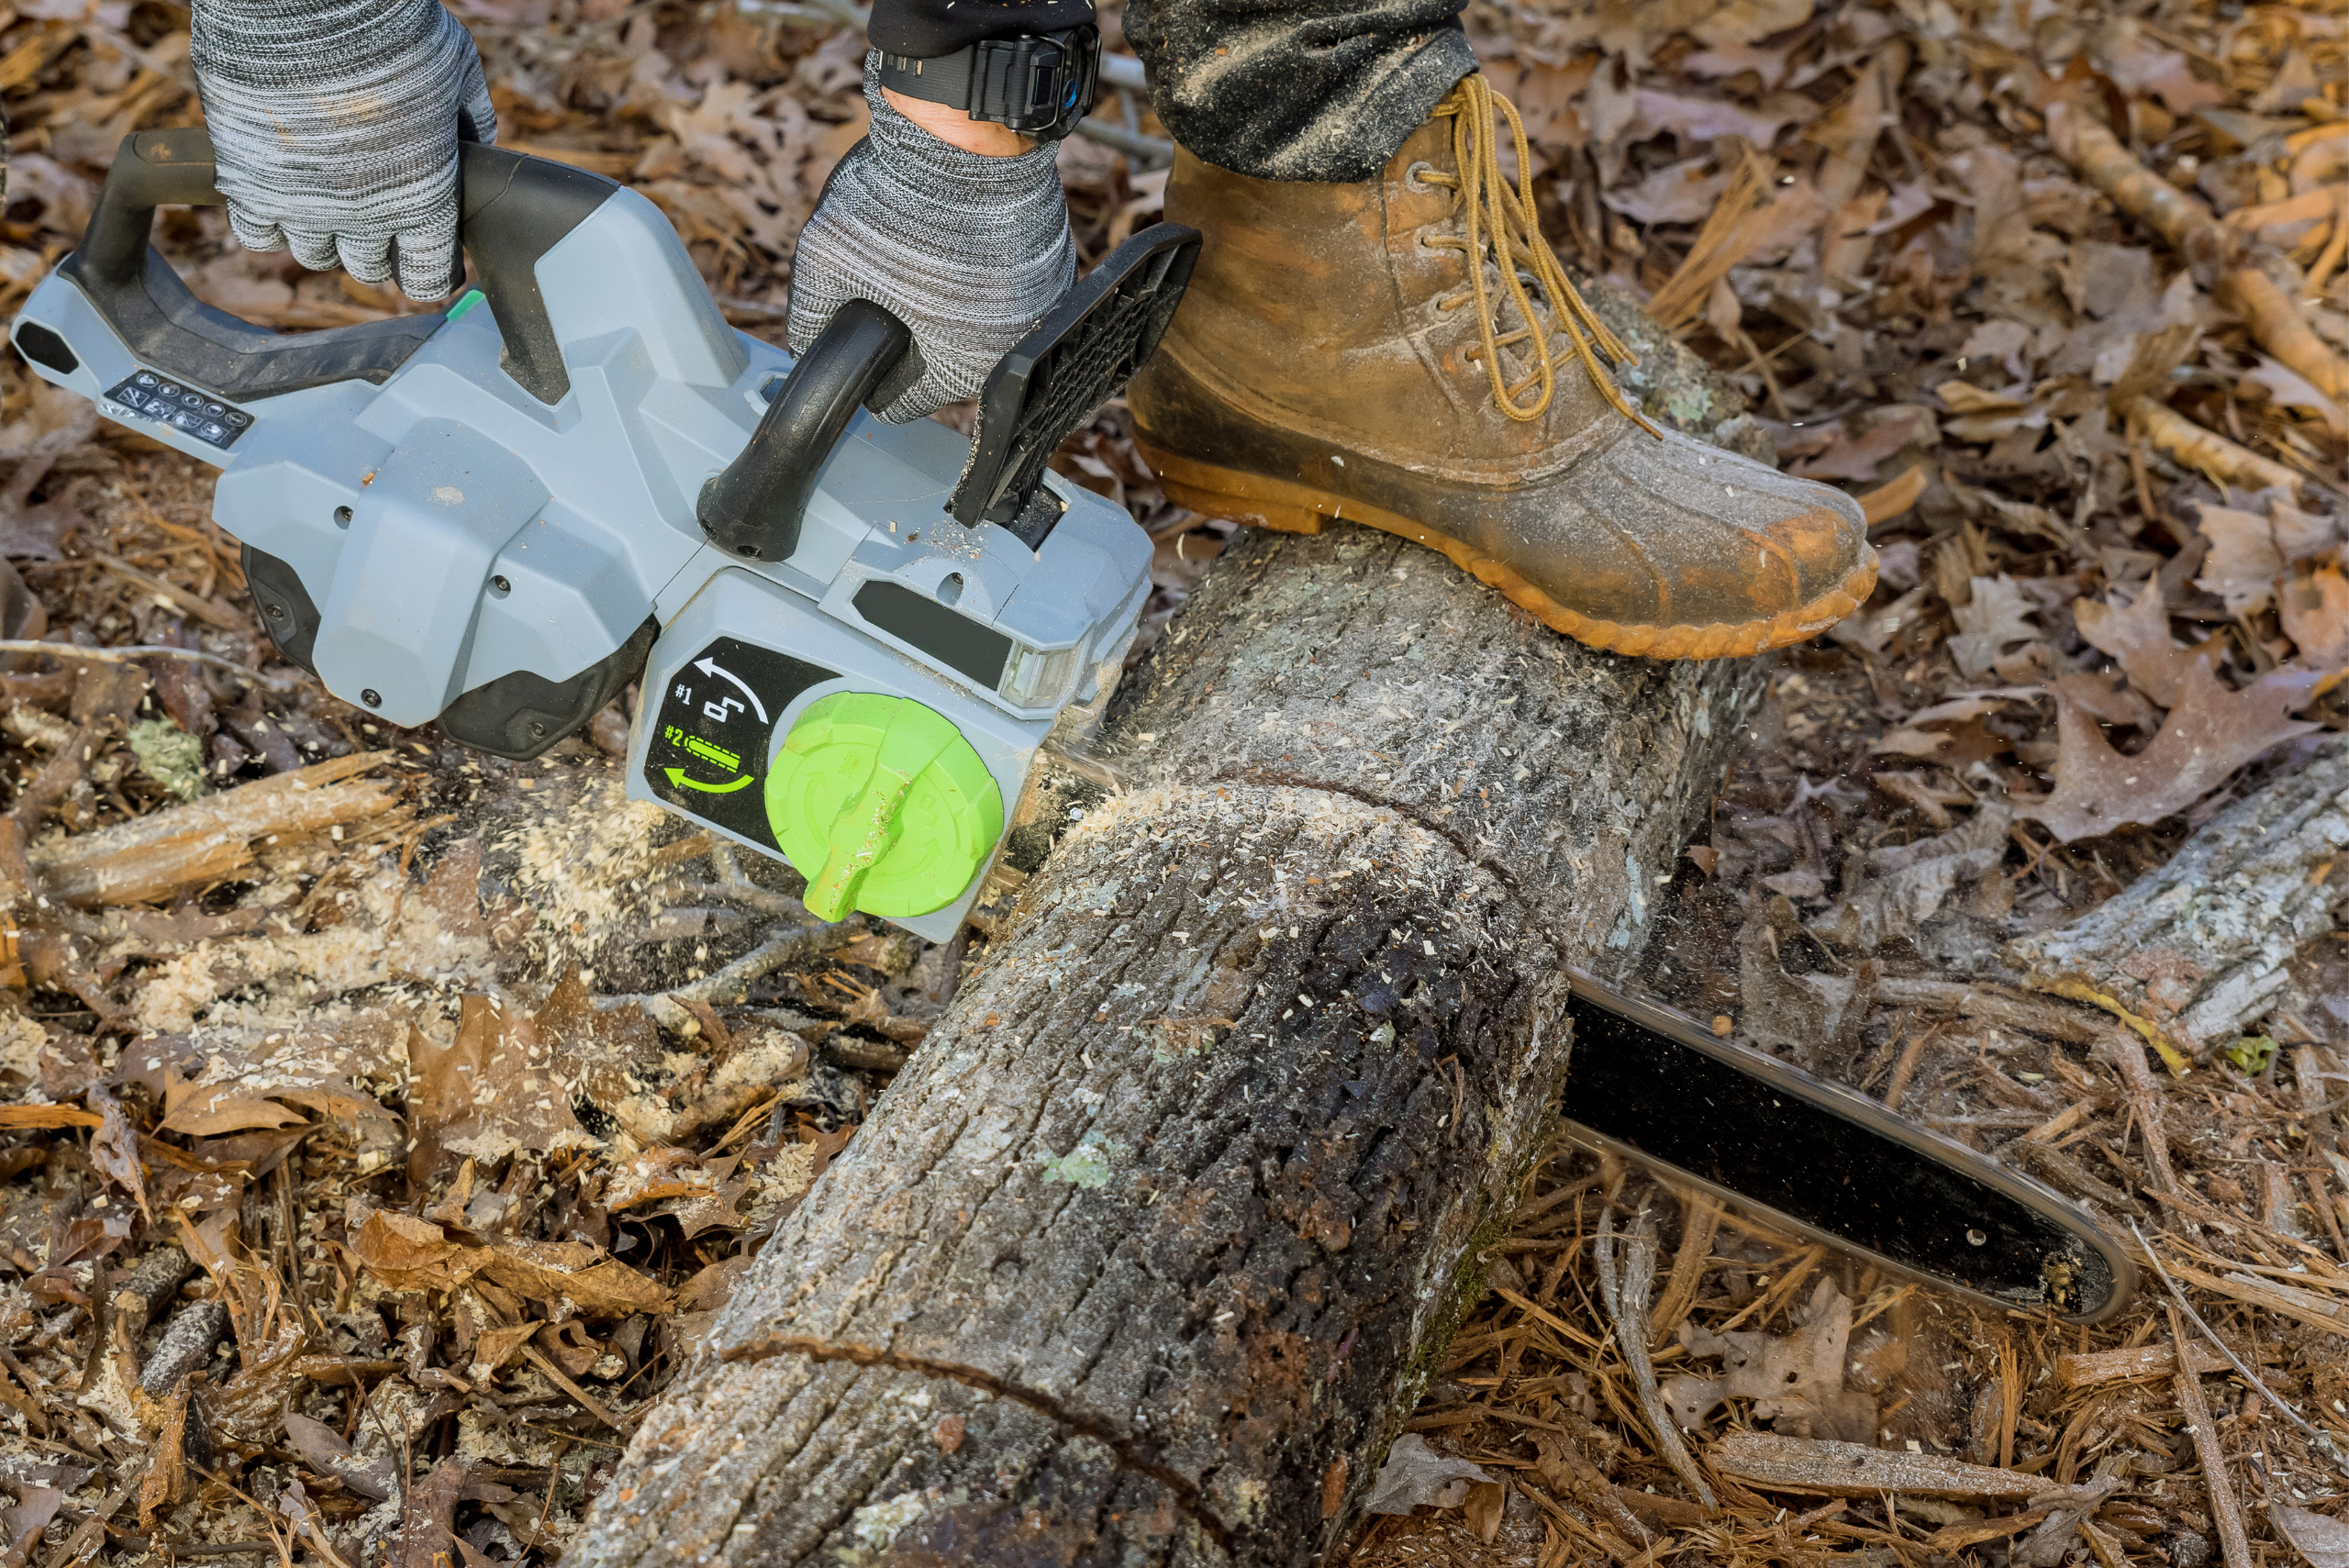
[2100,1032,2191,1233]
[1594,1208,1716,1507]
[0,639,302,690]
[83,551,249,633]
[2120,396,2307,498]
[2165,1305,2254,1568]
[591,917,844,1009]
[2131,1220,2349,1477]
[1648,1189,1720,1349]
[519,1342,632,1432]
[2052,105,2349,412]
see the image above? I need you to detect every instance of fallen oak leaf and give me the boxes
[2074,585,2199,707]
[2195,503,2286,616]
[477,1238,672,1317]
[409,994,593,1184]
[2280,565,2349,668]
[1949,574,2038,678]
[2271,1504,2349,1568]
[283,1412,397,1502]
[2019,658,2321,843]
[84,1086,149,1223]
[351,1210,492,1295]
[161,1069,310,1137]
[1789,406,1933,484]
[465,1320,544,1382]
[2243,355,2348,435]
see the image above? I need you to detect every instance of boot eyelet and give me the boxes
[1404,160,1440,193]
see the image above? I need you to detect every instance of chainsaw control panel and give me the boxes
[640,633,836,851]
[102,371,253,450]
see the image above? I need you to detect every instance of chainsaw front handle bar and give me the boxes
[696,299,914,564]
[60,128,617,406]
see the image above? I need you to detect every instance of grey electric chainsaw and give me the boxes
[7,132,2132,1322]
[11,128,1193,940]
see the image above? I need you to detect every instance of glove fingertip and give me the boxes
[337,233,395,288]
[284,228,343,274]
[224,202,287,256]
[392,231,461,305]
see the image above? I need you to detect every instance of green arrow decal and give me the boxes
[665,767,753,795]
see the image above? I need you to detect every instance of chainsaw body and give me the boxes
[11,130,1194,940]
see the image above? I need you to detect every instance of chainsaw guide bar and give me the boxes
[1558,973,2134,1322]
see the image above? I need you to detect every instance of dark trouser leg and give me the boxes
[1121,0,1474,181]
[864,0,1475,183]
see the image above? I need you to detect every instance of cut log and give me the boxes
[2007,736,2349,1063]
[569,524,1764,1568]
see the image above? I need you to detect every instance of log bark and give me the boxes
[2007,736,2349,1062]
[570,524,1764,1568]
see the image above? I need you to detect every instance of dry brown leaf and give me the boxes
[161,1068,309,1137]
[2197,504,2286,615]
[2073,585,2198,707]
[84,1086,147,1222]
[2281,566,2349,668]
[351,1210,492,1295]
[2096,20,2223,115]
[2272,1504,2349,1568]
[1788,406,1932,483]
[409,994,591,1183]
[466,1321,544,1381]
[1949,574,2039,677]
[2245,355,2348,434]
[477,1238,672,1317]
[2021,658,2321,842]
[388,1457,471,1568]
[1819,802,2014,951]
[2049,671,2161,728]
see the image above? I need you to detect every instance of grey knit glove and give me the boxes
[190,0,495,301]
[787,58,1075,423]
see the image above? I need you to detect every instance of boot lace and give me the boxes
[1420,75,1660,433]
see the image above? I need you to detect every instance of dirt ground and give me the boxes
[4,0,2349,1563]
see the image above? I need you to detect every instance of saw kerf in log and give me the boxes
[570,526,1765,1568]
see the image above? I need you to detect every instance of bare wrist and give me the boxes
[879,85,1035,156]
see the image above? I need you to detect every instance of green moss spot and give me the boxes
[1038,1131,1119,1188]
[128,717,206,800]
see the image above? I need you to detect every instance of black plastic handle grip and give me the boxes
[696,299,914,563]
[53,128,618,406]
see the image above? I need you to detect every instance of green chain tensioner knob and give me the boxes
[763,692,1004,921]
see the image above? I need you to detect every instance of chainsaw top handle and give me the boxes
[696,299,913,565]
[60,127,619,406]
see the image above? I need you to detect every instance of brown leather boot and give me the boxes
[1129,76,1876,660]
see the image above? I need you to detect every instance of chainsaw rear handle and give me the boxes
[696,299,913,563]
[57,128,618,406]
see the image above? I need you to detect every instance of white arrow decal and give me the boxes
[695,656,768,724]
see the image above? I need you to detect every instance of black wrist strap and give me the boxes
[876,26,1100,140]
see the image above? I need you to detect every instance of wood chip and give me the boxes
[2056,1340,2230,1389]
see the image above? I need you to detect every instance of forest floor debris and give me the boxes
[5,0,2349,1562]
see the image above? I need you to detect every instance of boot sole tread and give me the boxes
[1140,443,1876,662]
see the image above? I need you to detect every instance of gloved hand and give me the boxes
[787,58,1075,423]
[190,0,496,302]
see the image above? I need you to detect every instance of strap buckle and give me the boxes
[878,26,1101,140]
